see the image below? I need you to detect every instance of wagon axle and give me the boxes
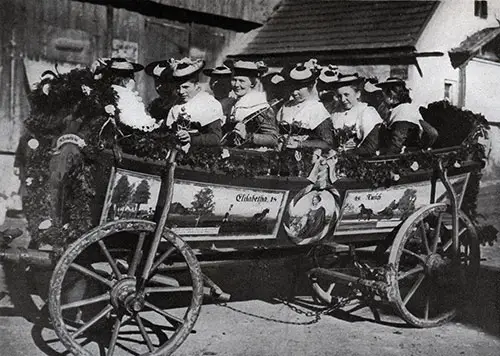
[0,247,54,267]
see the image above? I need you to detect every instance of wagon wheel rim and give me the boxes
[48,220,203,356]
[388,203,479,328]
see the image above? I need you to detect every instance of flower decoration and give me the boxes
[410,161,420,171]
[221,148,230,159]
[105,105,116,115]
[42,83,50,95]
[38,219,52,230]
[294,150,302,162]
[25,177,33,186]
[454,161,462,168]
[304,58,322,73]
[81,85,92,96]
[28,138,40,150]
[390,171,401,181]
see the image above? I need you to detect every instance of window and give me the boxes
[444,80,457,105]
[474,1,488,19]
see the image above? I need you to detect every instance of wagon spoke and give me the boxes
[70,263,114,287]
[129,232,146,276]
[442,227,467,253]
[402,249,426,263]
[98,240,122,279]
[135,314,154,352]
[424,295,430,320]
[326,283,335,295]
[420,221,430,254]
[431,213,443,253]
[145,286,193,294]
[403,274,425,306]
[107,317,122,356]
[145,301,183,326]
[61,293,110,310]
[397,265,424,281]
[150,246,176,277]
[72,305,113,338]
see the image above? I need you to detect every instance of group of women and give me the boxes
[104,56,437,156]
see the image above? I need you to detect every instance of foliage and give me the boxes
[191,188,215,216]
[112,175,132,209]
[133,179,151,209]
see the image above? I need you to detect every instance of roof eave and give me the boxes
[75,0,262,32]
[229,47,443,66]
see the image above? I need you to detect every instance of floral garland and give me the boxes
[22,65,494,248]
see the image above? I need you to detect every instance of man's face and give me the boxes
[176,80,199,103]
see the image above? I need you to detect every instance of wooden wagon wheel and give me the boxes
[48,220,203,356]
[388,203,479,328]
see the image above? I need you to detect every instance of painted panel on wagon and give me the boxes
[334,174,470,236]
[101,169,289,241]
[167,179,289,240]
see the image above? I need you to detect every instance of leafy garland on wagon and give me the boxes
[20,68,493,248]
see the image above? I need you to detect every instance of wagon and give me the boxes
[0,119,488,356]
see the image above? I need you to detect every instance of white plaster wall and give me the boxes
[410,0,500,108]
[466,58,500,122]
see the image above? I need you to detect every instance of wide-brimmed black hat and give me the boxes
[375,77,407,88]
[107,57,144,75]
[203,64,232,77]
[145,59,175,81]
[171,58,205,81]
[317,65,339,86]
[331,73,364,88]
[227,60,268,78]
[286,63,320,87]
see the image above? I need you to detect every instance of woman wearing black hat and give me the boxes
[166,58,223,149]
[203,64,236,123]
[317,65,341,114]
[223,60,279,148]
[375,78,437,154]
[276,61,334,149]
[331,74,383,156]
[103,58,159,132]
[144,59,177,122]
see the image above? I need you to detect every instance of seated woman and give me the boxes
[145,59,177,121]
[375,77,437,154]
[166,58,223,149]
[331,74,383,156]
[222,60,278,148]
[276,62,333,150]
[316,64,341,114]
[202,64,236,121]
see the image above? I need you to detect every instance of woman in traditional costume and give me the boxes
[222,60,279,148]
[276,61,333,149]
[203,64,236,121]
[316,64,341,115]
[144,59,177,121]
[166,58,223,149]
[375,77,438,154]
[331,74,383,156]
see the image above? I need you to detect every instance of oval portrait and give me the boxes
[283,185,339,245]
